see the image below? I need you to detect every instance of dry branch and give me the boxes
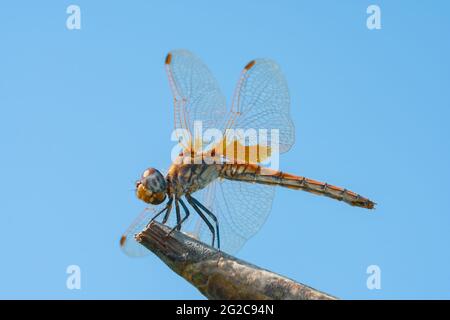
[136,221,337,300]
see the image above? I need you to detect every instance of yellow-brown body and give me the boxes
[137,155,375,210]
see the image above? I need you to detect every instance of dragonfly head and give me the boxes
[135,168,167,205]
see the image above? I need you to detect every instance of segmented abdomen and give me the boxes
[220,164,375,209]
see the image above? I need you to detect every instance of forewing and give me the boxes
[119,202,168,257]
[165,50,228,150]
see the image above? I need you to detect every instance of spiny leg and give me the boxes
[188,194,221,250]
[186,194,216,248]
[148,196,173,226]
[168,198,190,236]
[175,198,181,231]
[161,196,174,224]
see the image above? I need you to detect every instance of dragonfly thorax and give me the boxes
[135,168,167,204]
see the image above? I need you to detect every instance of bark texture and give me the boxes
[136,221,337,300]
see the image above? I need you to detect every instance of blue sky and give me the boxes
[1,1,450,299]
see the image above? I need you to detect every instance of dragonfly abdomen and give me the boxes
[220,164,375,209]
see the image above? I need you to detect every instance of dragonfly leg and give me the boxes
[187,194,221,250]
[148,196,173,226]
[168,198,190,235]
[175,199,181,230]
[186,194,216,248]
[161,196,174,224]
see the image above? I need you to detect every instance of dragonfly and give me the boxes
[120,49,375,256]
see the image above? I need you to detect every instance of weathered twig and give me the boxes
[136,221,337,300]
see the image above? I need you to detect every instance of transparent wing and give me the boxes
[225,59,295,154]
[189,179,276,254]
[189,59,292,253]
[165,49,228,148]
[119,202,168,257]
[176,58,293,253]
[162,55,294,254]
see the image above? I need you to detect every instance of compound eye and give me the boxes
[142,168,167,193]
[142,168,155,178]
